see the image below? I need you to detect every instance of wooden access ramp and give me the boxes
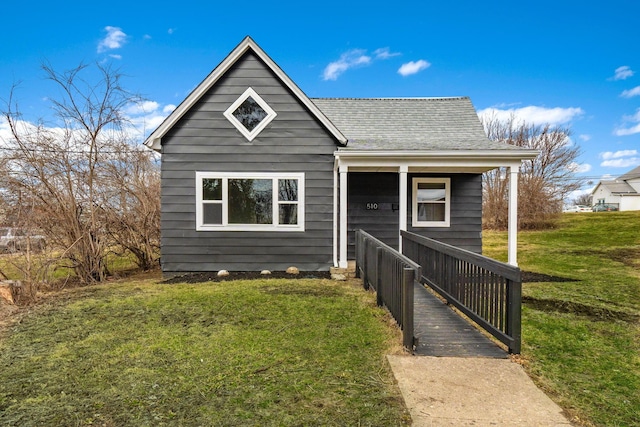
[413,282,506,358]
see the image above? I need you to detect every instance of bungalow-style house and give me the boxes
[591,166,640,211]
[144,37,537,276]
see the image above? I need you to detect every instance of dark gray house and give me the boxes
[145,36,537,275]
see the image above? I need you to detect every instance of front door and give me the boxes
[347,172,400,258]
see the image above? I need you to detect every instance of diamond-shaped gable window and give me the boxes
[224,88,276,141]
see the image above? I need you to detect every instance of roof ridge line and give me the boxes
[311,96,469,101]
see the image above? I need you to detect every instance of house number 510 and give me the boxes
[366,203,379,210]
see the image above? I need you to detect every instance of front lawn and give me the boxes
[0,277,410,426]
[484,211,640,426]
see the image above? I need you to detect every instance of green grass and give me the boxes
[0,278,410,426]
[484,211,640,426]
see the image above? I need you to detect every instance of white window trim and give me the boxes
[412,177,451,227]
[223,87,277,142]
[196,172,305,232]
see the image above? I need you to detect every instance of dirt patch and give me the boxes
[521,271,578,283]
[162,271,332,284]
[260,285,343,298]
[523,296,639,323]
[572,247,640,269]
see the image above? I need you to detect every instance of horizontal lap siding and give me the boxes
[407,173,482,253]
[347,173,400,259]
[160,52,336,273]
[345,173,482,258]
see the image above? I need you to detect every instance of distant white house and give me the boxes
[591,166,640,211]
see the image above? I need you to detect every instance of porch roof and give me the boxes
[312,97,527,152]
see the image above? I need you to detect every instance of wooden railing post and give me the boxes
[376,247,383,307]
[507,278,522,354]
[402,267,415,351]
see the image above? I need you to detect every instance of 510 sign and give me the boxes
[366,203,379,210]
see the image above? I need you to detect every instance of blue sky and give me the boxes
[1,0,639,199]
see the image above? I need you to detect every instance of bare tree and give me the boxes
[0,62,157,285]
[98,143,160,270]
[573,193,592,207]
[482,114,584,230]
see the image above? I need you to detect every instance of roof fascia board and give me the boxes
[335,149,539,162]
[144,36,347,151]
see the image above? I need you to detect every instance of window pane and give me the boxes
[228,179,273,224]
[203,203,222,224]
[203,178,221,200]
[417,182,446,202]
[417,203,445,222]
[278,179,298,201]
[232,96,268,132]
[279,204,298,225]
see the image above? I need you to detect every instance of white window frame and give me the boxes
[196,172,305,232]
[412,177,451,227]
[223,87,277,141]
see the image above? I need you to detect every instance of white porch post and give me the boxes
[333,164,338,267]
[399,166,408,253]
[508,165,519,266]
[339,165,348,268]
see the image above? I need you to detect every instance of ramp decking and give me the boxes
[413,282,507,358]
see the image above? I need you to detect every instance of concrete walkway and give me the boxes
[388,355,573,426]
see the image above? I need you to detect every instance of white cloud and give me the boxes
[323,49,372,81]
[614,108,640,136]
[600,149,638,160]
[168,28,175,35]
[610,65,634,81]
[123,101,175,138]
[621,86,640,98]
[568,162,592,173]
[599,149,639,168]
[398,60,431,77]
[601,158,640,168]
[97,26,127,53]
[322,46,404,81]
[124,101,160,116]
[477,105,584,126]
[0,98,172,151]
[373,47,400,60]
[578,134,591,141]
[109,54,122,60]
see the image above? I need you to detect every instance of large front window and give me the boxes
[412,178,450,227]
[196,172,304,231]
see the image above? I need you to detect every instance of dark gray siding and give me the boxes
[160,51,337,273]
[345,172,482,257]
[407,173,483,253]
[347,173,400,258]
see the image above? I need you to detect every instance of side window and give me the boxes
[196,173,304,231]
[412,178,450,227]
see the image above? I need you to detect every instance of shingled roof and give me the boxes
[618,165,640,181]
[311,97,519,151]
[598,180,637,194]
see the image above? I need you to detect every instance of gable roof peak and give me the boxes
[143,36,347,151]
